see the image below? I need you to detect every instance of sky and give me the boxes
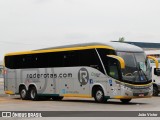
[0,0,160,60]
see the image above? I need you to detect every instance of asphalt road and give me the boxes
[0,78,160,120]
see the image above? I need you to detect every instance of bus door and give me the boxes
[106,56,122,97]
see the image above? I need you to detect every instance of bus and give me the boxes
[145,50,160,96]
[4,42,158,103]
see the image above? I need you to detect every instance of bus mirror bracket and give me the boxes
[107,55,125,69]
[147,56,159,68]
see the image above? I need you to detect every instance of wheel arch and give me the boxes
[28,84,38,91]
[91,83,106,97]
[153,83,158,88]
[19,84,27,93]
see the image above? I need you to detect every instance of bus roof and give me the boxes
[102,42,143,52]
[37,42,143,52]
[5,42,143,56]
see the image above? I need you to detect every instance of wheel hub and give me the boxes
[21,89,26,98]
[96,90,103,101]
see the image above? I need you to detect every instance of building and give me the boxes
[112,41,160,50]
[112,41,160,58]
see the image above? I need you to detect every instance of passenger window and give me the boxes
[63,51,78,67]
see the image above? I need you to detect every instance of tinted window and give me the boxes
[97,48,121,79]
[77,49,104,73]
[97,48,116,61]
[63,51,78,67]
[5,49,104,73]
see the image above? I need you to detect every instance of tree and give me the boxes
[119,37,125,42]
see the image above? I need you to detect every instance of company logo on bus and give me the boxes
[78,68,89,85]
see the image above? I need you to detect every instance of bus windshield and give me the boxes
[117,52,150,84]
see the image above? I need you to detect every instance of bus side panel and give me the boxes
[73,67,108,97]
[4,68,17,94]
[54,67,74,96]
[73,67,90,96]
[21,68,51,94]
[20,69,39,93]
[108,79,122,98]
[55,67,109,97]
[39,68,56,94]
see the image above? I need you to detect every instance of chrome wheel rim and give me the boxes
[21,89,26,98]
[96,90,103,101]
[31,90,35,99]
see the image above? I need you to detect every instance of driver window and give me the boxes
[106,57,120,80]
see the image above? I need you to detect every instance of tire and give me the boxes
[52,96,63,101]
[19,86,29,100]
[29,86,39,101]
[153,86,159,96]
[94,87,107,103]
[120,99,131,103]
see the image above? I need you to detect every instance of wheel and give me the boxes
[52,96,63,101]
[19,86,29,100]
[94,87,107,103]
[153,86,159,96]
[29,86,39,101]
[120,99,131,103]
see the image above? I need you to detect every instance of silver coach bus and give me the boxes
[4,42,158,103]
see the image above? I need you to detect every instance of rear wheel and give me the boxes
[120,99,131,103]
[153,86,159,96]
[94,87,107,103]
[29,86,39,101]
[19,86,29,100]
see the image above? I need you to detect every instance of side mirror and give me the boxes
[154,68,160,76]
[107,55,125,69]
[147,56,159,68]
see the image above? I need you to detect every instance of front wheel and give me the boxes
[94,87,107,103]
[29,86,39,101]
[120,99,131,103]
